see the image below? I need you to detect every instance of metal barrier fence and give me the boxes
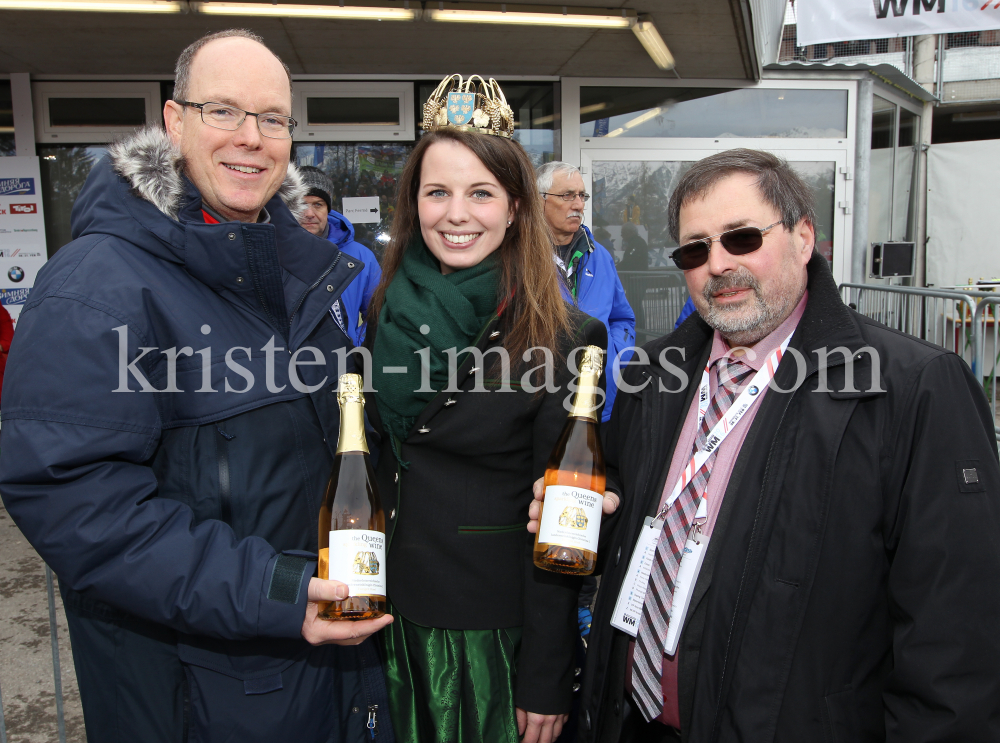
[618,270,690,345]
[840,283,1000,441]
[973,297,1000,442]
[839,283,980,362]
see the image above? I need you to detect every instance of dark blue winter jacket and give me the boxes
[0,128,392,743]
[325,210,381,346]
[559,225,636,421]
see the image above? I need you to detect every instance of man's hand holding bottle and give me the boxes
[301,578,394,646]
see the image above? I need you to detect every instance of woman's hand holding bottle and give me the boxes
[527,478,620,535]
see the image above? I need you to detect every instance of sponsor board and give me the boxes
[0,248,43,258]
[0,287,31,306]
[0,157,48,325]
[0,177,35,196]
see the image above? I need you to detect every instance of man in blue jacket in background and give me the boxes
[298,165,382,346]
[0,29,393,743]
[538,161,635,422]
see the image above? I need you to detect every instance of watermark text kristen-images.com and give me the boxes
[113,325,885,413]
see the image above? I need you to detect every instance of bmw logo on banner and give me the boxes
[8,266,24,283]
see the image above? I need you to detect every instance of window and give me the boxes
[294,143,414,261]
[47,98,146,128]
[868,95,896,246]
[39,145,107,256]
[868,96,920,250]
[33,82,160,144]
[294,83,414,142]
[579,86,848,139]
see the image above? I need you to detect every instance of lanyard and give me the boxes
[610,333,794,641]
[654,332,794,525]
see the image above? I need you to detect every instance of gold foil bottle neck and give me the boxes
[337,373,365,405]
[570,346,603,422]
[578,345,604,377]
[336,373,369,454]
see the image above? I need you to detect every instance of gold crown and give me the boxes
[422,74,515,139]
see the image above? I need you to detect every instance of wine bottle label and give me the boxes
[327,530,387,597]
[537,485,602,551]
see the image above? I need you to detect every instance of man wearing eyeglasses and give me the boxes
[0,29,393,743]
[565,149,1000,742]
[537,161,635,422]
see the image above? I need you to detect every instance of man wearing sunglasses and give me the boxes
[0,30,392,743]
[573,149,1000,742]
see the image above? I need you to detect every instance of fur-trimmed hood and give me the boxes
[106,125,308,221]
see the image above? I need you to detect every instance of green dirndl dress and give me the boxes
[384,605,523,743]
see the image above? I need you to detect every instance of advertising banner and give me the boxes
[797,0,1000,47]
[0,157,48,325]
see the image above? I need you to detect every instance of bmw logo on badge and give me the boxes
[748,385,759,396]
[7,266,24,283]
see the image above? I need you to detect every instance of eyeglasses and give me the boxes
[670,221,783,271]
[540,191,591,203]
[176,100,297,140]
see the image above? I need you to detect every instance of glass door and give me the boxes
[581,147,849,343]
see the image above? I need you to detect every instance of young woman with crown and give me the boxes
[363,75,608,743]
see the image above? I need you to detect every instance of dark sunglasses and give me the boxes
[670,221,783,271]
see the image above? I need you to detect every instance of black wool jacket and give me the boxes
[365,308,607,715]
[580,253,1000,743]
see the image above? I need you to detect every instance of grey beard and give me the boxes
[700,268,798,346]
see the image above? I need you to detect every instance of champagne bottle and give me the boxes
[317,373,386,620]
[533,345,606,575]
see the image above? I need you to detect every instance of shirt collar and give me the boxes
[708,290,809,372]
[201,202,271,225]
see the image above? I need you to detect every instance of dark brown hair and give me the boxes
[368,129,570,363]
[667,148,817,243]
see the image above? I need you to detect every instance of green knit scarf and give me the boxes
[372,238,500,460]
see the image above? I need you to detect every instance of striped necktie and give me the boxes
[631,356,755,721]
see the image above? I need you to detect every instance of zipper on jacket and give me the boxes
[367,705,379,739]
[216,426,235,525]
[288,252,342,325]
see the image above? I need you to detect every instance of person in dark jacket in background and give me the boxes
[0,29,394,743]
[537,161,635,422]
[532,148,1000,742]
[298,165,382,346]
